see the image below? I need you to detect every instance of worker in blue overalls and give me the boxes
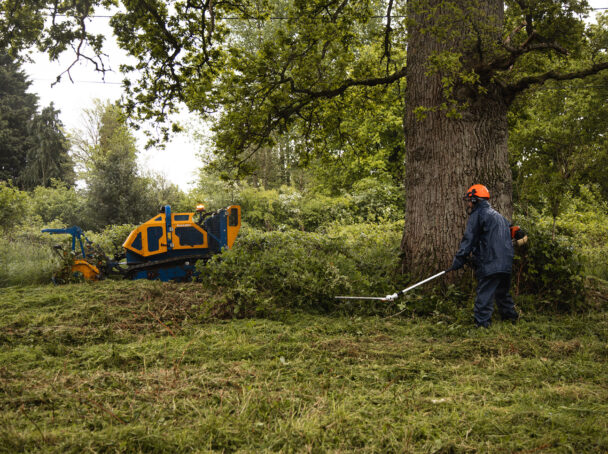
[447,184,519,328]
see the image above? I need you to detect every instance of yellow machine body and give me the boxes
[122,205,241,262]
[123,212,209,257]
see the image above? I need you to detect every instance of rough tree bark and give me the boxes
[401,0,512,277]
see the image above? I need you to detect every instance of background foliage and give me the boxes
[1,8,607,316]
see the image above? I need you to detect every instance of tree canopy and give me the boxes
[78,101,184,229]
[22,103,75,189]
[3,1,606,173]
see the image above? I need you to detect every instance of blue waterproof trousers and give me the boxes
[474,273,519,328]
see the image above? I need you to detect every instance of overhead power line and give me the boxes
[37,8,608,20]
[32,78,122,85]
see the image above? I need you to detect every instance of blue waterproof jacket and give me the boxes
[451,200,513,278]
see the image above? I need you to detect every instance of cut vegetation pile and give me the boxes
[1,281,607,453]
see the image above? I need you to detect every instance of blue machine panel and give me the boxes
[131,263,196,281]
[175,226,205,246]
[147,226,163,252]
[131,232,143,251]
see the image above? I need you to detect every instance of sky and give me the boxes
[22,3,607,192]
[23,14,203,191]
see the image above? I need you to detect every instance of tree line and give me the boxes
[0,55,183,231]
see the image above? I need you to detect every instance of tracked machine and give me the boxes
[42,204,241,282]
[122,204,241,281]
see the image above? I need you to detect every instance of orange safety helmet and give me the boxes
[465,184,490,200]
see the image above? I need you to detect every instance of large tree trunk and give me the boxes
[401,0,513,276]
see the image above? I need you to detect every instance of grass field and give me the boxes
[1,280,607,453]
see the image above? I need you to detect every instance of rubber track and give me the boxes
[126,254,208,272]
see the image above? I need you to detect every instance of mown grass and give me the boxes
[0,280,607,453]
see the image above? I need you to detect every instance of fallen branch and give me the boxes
[19,404,46,445]
[79,396,127,425]
[148,310,176,336]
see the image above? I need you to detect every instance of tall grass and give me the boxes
[0,237,59,287]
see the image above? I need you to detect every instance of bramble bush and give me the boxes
[512,221,586,312]
[507,185,607,312]
[197,216,593,318]
[196,223,408,317]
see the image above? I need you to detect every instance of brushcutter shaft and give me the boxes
[335,270,446,302]
[334,296,389,300]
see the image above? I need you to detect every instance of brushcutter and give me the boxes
[335,270,447,302]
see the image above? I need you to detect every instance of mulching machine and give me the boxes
[43,205,241,282]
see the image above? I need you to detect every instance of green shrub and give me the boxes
[235,177,404,232]
[298,193,355,230]
[350,176,404,223]
[88,223,137,257]
[518,185,608,280]
[196,223,407,317]
[0,181,30,232]
[238,185,356,231]
[555,185,608,280]
[395,283,473,320]
[238,186,282,230]
[512,221,585,312]
[29,180,87,227]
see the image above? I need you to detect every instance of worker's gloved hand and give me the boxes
[446,258,463,273]
[384,293,399,302]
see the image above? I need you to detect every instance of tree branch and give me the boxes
[505,62,608,100]
[290,66,406,98]
[231,66,407,171]
[479,41,570,74]
[382,0,394,75]
[492,11,569,75]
